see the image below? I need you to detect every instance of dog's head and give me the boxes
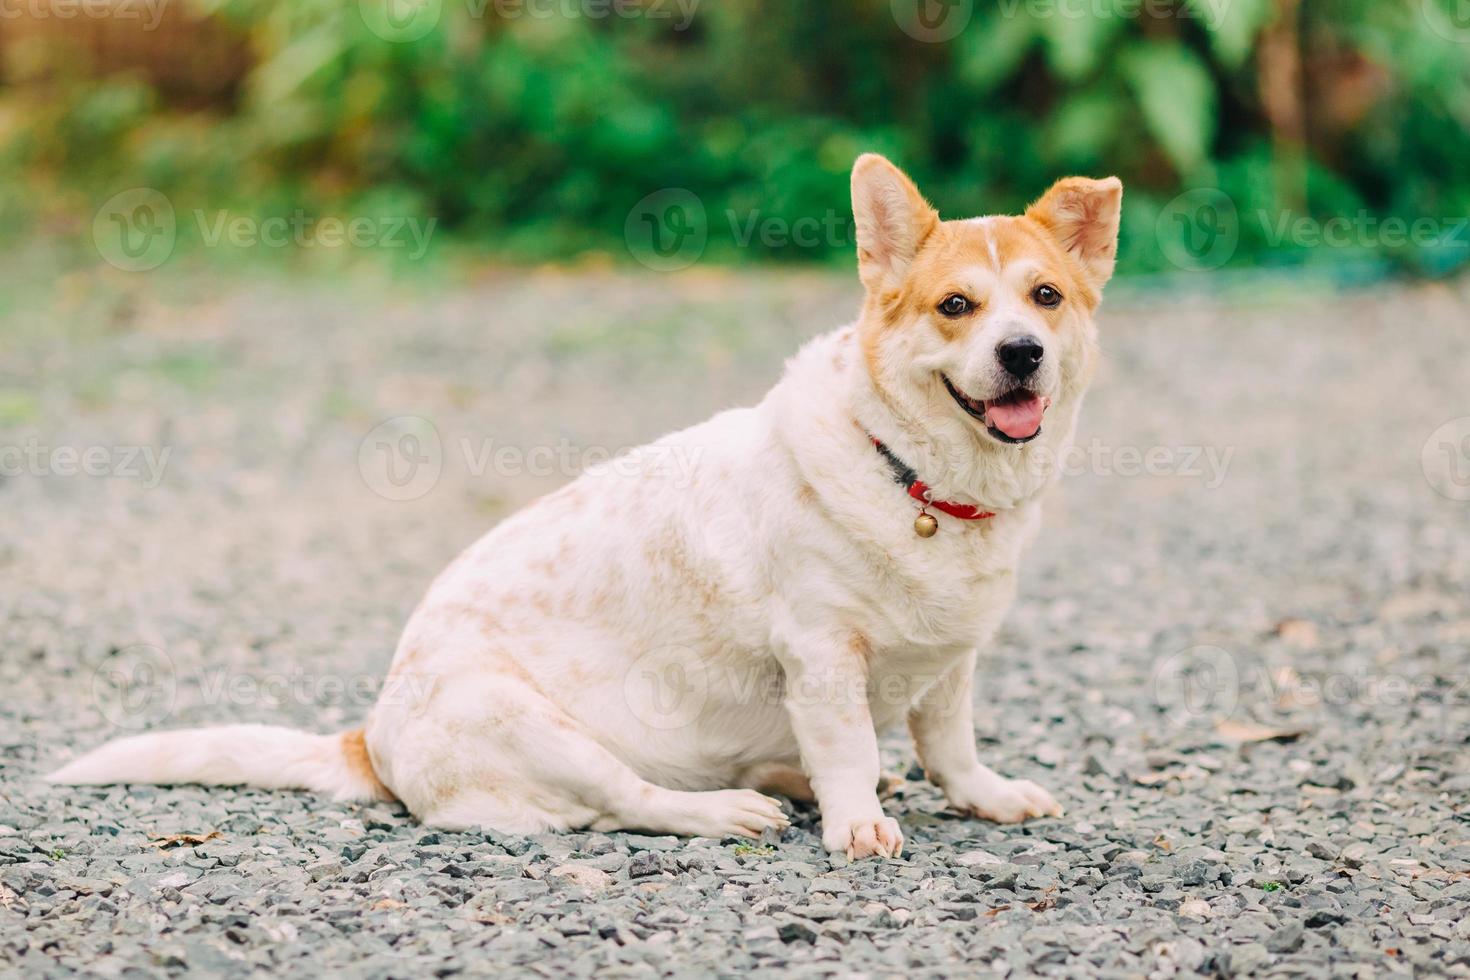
[851,154,1120,476]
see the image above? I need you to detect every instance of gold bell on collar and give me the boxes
[914,510,939,538]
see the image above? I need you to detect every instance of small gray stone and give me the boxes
[628,852,663,879]
[777,921,818,944]
[1265,920,1305,953]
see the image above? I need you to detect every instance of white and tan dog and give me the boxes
[50,156,1121,859]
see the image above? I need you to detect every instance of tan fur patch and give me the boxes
[385,646,420,682]
[647,531,722,610]
[341,729,394,801]
[741,762,815,802]
[906,716,930,775]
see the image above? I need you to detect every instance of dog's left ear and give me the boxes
[1026,176,1123,290]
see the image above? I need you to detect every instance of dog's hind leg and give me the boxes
[735,762,909,804]
[737,761,815,803]
[386,669,789,839]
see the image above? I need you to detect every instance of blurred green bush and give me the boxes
[2,0,1468,276]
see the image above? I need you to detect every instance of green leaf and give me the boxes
[956,10,1038,92]
[1039,8,1125,81]
[1121,41,1218,175]
[1047,90,1124,165]
[1198,0,1273,68]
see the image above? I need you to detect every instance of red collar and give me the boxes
[870,437,996,521]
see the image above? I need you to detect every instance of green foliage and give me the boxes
[1,0,1468,276]
[1120,42,1217,175]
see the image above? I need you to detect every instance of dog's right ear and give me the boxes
[851,154,939,293]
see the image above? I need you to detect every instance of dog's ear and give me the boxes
[851,154,940,292]
[1026,176,1123,291]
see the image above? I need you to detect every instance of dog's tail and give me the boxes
[44,725,395,802]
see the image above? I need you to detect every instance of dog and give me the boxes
[50,155,1121,859]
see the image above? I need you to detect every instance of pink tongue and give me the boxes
[985,394,1046,439]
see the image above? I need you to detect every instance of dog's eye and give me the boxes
[937,294,972,317]
[1032,284,1063,309]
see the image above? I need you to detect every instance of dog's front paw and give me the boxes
[947,775,1062,824]
[684,789,791,839]
[822,814,904,859]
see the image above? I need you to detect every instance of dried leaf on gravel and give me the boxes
[1272,666,1312,709]
[1274,619,1320,648]
[1215,720,1309,743]
[148,832,220,850]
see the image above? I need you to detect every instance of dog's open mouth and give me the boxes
[942,375,1050,445]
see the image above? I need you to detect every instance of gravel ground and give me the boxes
[2,264,1469,977]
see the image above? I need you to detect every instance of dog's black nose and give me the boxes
[997,335,1044,378]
